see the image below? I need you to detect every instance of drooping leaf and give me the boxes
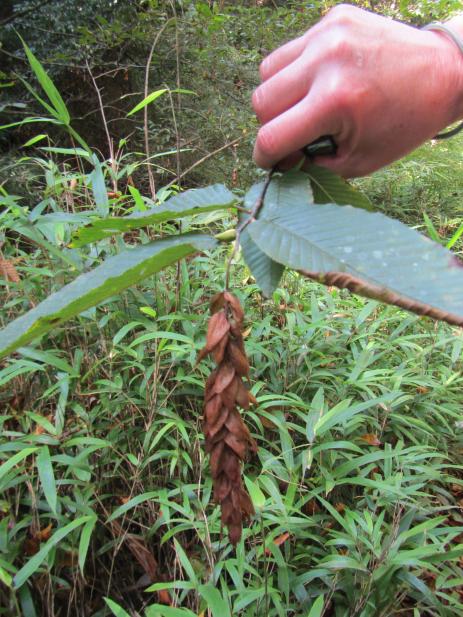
[70,184,238,247]
[0,234,216,359]
[306,164,373,210]
[240,172,312,297]
[248,171,463,326]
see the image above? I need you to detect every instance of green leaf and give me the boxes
[145,606,196,617]
[13,516,91,588]
[198,584,231,617]
[173,538,198,584]
[241,171,312,297]
[0,234,216,359]
[78,514,97,575]
[22,134,48,147]
[19,36,71,125]
[107,491,160,521]
[306,164,373,210]
[0,447,38,483]
[307,596,325,617]
[241,180,283,297]
[248,172,463,326]
[127,88,195,116]
[126,89,167,116]
[104,598,131,617]
[243,475,266,510]
[70,184,237,247]
[36,446,57,514]
[88,154,109,216]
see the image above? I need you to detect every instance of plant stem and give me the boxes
[225,167,276,290]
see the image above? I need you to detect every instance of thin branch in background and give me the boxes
[143,18,174,201]
[165,136,243,189]
[85,59,117,192]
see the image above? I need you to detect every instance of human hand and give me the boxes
[252,5,463,177]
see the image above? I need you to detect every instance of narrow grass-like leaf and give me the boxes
[104,598,131,617]
[70,184,237,247]
[13,516,91,588]
[145,606,196,617]
[127,88,195,116]
[78,514,97,575]
[0,447,38,483]
[307,596,325,617]
[173,538,198,584]
[198,584,231,617]
[19,37,70,125]
[107,491,160,521]
[0,234,216,359]
[36,446,57,514]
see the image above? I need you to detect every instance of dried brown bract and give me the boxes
[198,291,257,545]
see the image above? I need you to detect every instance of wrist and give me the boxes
[428,16,463,125]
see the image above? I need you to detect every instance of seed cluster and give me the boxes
[198,292,257,545]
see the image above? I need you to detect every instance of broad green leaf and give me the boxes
[240,171,312,297]
[0,234,216,359]
[198,584,231,617]
[307,596,325,617]
[104,598,131,617]
[20,37,71,125]
[70,184,237,247]
[36,446,57,514]
[241,180,284,297]
[306,164,373,210]
[13,516,91,588]
[248,172,463,326]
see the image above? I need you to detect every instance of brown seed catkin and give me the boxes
[198,292,257,545]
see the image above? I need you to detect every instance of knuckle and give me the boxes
[326,3,357,26]
[325,29,353,58]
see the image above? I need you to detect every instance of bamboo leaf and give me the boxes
[0,234,216,359]
[36,446,57,514]
[13,516,91,588]
[70,184,237,247]
[19,37,71,125]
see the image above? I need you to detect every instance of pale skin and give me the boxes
[252,4,463,178]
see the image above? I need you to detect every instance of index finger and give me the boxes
[259,34,308,81]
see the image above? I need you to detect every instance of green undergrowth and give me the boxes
[2,237,463,615]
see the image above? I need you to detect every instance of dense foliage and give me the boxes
[1,1,463,616]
